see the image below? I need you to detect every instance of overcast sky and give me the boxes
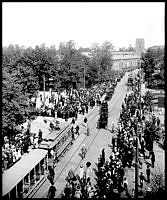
[2,2,165,50]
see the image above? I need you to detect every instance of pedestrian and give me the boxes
[81,144,87,159]
[146,186,151,197]
[84,117,87,124]
[47,182,57,198]
[123,177,128,191]
[151,151,155,168]
[101,148,105,165]
[79,165,84,180]
[72,118,75,124]
[131,188,135,198]
[64,183,72,198]
[146,164,151,183]
[85,162,92,181]
[48,166,55,183]
[119,166,125,185]
[75,125,79,135]
[75,111,78,120]
[157,117,160,127]
[112,137,116,151]
[38,129,43,144]
[140,137,145,159]
[86,104,88,113]
[86,126,90,136]
[139,172,145,189]
[152,114,156,125]
[71,126,75,143]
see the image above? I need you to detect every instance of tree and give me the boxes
[2,68,30,140]
[127,44,135,51]
[144,166,165,198]
[2,44,56,140]
[90,41,114,83]
[141,47,164,88]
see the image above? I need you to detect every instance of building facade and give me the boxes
[111,38,145,71]
[111,51,140,71]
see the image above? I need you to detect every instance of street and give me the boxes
[32,72,130,198]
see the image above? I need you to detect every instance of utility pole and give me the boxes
[84,64,85,89]
[43,75,46,108]
[135,61,142,198]
[135,120,139,198]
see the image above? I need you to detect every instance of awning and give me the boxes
[2,149,48,196]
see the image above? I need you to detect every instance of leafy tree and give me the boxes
[2,68,30,140]
[141,47,164,88]
[90,41,114,83]
[143,166,165,198]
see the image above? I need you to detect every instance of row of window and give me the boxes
[3,155,48,199]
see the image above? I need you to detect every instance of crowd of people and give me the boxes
[2,126,44,172]
[3,69,163,198]
[57,71,164,198]
[60,162,94,198]
[36,87,105,119]
[1,80,110,173]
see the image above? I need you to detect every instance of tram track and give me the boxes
[31,74,128,198]
[31,103,100,198]
[41,110,101,198]
[55,76,128,197]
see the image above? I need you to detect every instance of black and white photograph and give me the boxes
[2,2,165,199]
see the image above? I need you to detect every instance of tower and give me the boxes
[135,38,145,56]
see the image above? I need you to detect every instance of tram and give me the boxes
[38,122,73,165]
[2,120,73,199]
[97,101,108,129]
[2,149,48,199]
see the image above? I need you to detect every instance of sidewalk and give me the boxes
[124,141,165,197]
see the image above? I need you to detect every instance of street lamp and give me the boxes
[84,64,86,89]
[43,75,46,108]
[82,59,86,89]
[135,60,142,198]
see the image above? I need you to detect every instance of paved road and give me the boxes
[32,72,129,198]
[32,70,164,198]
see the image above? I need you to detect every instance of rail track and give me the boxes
[31,74,128,198]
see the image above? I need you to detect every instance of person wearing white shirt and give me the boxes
[79,165,84,179]
[85,162,92,180]
[15,149,21,161]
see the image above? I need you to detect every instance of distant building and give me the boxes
[111,38,145,71]
[148,45,164,51]
[80,38,145,71]
[135,38,145,56]
[111,51,140,71]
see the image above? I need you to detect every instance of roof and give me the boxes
[39,124,71,150]
[112,54,140,60]
[2,149,48,196]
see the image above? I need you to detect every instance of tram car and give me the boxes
[97,114,108,129]
[97,101,108,129]
[38,121,72,164]
[2,148,49,199]
[2,120,73,199]
[105,87,115,101]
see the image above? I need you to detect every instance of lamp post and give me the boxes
[84,64,86,89]
[135,60,142,198]
[82,59,86,89]
[43,75,46,108]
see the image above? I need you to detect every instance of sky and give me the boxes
[2,2,165,50]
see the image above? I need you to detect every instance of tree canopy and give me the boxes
[2,41,115,139]
[141,47,164,88]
